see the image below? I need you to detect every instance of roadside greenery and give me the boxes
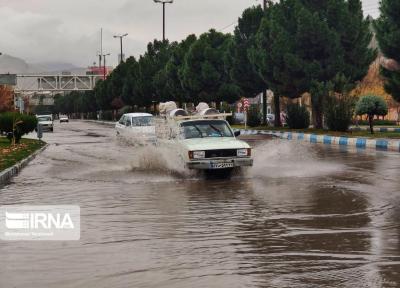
[285,104,310,129]
[0,137,45,172]
[355,95,389,134]
[0,112,37,144]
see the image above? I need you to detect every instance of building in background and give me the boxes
[86,66,113,79]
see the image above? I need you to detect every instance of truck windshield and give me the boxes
[181,120,233,139]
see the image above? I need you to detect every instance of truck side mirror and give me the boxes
[234,131,241,137]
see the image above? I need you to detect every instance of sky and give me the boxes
[0,0,380,68]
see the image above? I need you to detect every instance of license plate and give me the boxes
[210,162,234,169]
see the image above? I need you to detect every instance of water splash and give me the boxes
[250,140,345,178]
[128,142,194,179]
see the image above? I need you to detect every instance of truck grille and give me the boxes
[205,149,237,158]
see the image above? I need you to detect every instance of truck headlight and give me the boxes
[237,148,251,157]
[189,151,205,159]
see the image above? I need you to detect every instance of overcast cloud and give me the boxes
[0,0,380,67]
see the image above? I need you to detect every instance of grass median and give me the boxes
[232,125,400,139]
[0,137,46,172]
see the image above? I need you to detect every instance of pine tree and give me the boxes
[375,0,400,102]
[295,6,345,128]
[136,40,173,109]
[121,57,140,107]
[181,29,241,105]
[342,0,376,84]
[226,6,266,99]
[297,0,375,128]
[249,0,302,127]
[162,34,197,105]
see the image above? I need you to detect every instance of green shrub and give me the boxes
[285,104,310,129]
[325,95,355,132]
[247,105,261,127]
[20,114,38,135]
[0,112,38,143]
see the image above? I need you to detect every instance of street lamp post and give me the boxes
[102,53,110,80]
[113,33,128,64]
[153,0,173,41]
[97,52,102,70]
[262,0,267,124]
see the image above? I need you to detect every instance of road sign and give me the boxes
[242,98,250,112]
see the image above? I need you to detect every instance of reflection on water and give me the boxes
[0,121,400,288]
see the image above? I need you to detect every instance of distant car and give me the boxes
[115,113,156,143]
[59,115,69,123]
[36,115,54,132]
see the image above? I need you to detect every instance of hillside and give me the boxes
[0,54,85,74]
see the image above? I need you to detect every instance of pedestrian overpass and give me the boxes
[14,74,102,92]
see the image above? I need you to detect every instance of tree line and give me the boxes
[55,0,400,128]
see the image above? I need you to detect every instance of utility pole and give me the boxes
[262,0,268,125]
[153,0,173,41]
[99,28,103,69]
[97,52,102,70]
[113,33,128,64]
[163,2,165,40]
[102,53,110,80]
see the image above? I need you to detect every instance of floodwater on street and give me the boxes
[1,121,400,288]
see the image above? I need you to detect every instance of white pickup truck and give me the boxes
[157,112,253,172]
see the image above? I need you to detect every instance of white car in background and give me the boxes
[59,115,69,123]
[116,113,156,143]
[36,115,54,132]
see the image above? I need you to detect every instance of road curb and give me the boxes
[235,129,400,153]
[350,127,400,132]
[0,143,49,185]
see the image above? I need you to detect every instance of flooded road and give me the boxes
[1,121,400,288]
